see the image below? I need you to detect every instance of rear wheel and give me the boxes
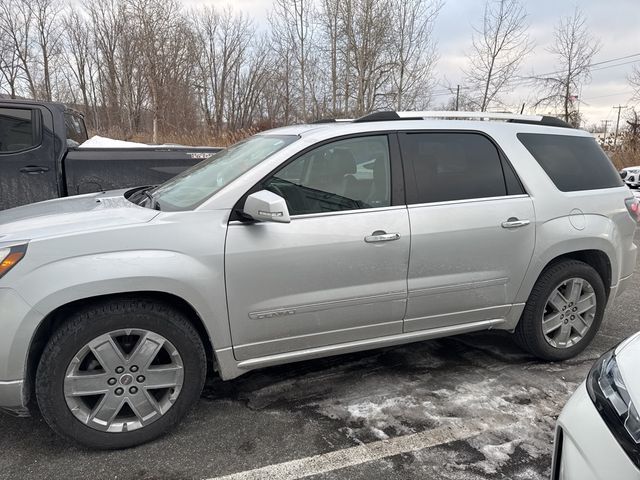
[36,298,206,449]
[515,260,606,361]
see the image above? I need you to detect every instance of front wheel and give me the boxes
[514,260,606,361]
[36,299,207,449]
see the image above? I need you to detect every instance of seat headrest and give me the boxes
[328,148,357,176]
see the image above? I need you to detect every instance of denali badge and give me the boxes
[187,152,215,160]
[249,309,296,320]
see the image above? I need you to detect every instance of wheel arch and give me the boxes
[516,245,615,306]
[24,291,217,410]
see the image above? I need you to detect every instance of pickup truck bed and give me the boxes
[64,147,220,196]
[0,99,222,210]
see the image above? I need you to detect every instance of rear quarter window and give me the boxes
[517,133,623,192]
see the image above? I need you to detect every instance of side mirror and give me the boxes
[243,190,291,223]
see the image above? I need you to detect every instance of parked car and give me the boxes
[0,99,222,211]
[0,111,637,449]
[620,166,640,189]
[552,332,640,479]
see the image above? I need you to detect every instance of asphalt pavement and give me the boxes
[2,235,640,480]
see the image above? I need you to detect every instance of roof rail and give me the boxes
[311,118,354,124]
[353,110,572,128]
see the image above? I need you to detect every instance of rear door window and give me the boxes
[0,107,38,152]
[399,132,513,204]
[518,133,623,191]
[65,112,88,146]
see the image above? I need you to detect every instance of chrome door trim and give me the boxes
[236,317,505,371]
[248,291,407,319]
[407,194,529,209]
[228,205,408,225]
[408,278,509,298]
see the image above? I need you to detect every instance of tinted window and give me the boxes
[264,136,391,215]
[65,112,88,146]
[401,132,508,203]
[0,108,37,152]
[518,133,623,191]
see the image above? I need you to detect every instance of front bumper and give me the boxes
[0,288,41,412]
[552,382,640,480]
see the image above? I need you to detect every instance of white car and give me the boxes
[552,332,640,479]
[620,167,640,188]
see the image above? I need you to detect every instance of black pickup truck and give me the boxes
[0,99,222,210]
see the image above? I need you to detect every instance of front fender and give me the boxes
[7,250,230,381]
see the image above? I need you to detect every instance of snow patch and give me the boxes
[79,135,151,149]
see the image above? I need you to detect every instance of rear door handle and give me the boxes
[365,230,401,243]
[501,218,530,229]
[20,165,50,175]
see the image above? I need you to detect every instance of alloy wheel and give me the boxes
[541,277,597,349]
[64,329,184,433]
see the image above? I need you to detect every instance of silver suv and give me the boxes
[0,111,636,449]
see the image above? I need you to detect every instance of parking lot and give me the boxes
[1,233,639,480]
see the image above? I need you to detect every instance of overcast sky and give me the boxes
[180,0,640,127]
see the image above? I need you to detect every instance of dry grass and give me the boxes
[610,150,640,170]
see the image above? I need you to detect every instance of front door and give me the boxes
[398,131,536,331]
[225,134,410,360]
[0,105,58,210]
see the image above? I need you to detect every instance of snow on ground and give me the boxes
[78,135,151,149]
[217,333,594,479]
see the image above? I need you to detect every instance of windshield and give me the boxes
[150,134,298,211]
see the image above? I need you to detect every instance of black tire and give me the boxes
[514,260,607,361]
[35,298,207,449]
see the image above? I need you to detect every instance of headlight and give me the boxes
[0,244,27,280]
[587,349,640,468]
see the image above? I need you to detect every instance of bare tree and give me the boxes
[341,0,395,116]
[0,0,37,98]
[29,0,63,101]
[630,65,640,102]
[464,0,532,112]
[268,0,315,122]
[0,17,21,97]
[128,0,197,142]
[192,6,253,131]
[319,0,341,115]
[391,0,442,110]
[534,8,600,126]
[62,10,93,117]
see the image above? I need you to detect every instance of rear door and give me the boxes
[399,131,536,332]
[0,105,58,210]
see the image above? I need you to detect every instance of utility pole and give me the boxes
[602,119,611,148]
[613,105,627,150]
[455,85,460,111]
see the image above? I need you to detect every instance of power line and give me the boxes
[429,52,640,103]
[530,52,640,79]
[582,90,634,101]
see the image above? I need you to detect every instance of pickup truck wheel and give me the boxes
[514,260,606,361]
[35,299,206,449]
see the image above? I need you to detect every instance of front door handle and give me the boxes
[20,165,50,175]
[365,230,401,243]
[502,217,530,229]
